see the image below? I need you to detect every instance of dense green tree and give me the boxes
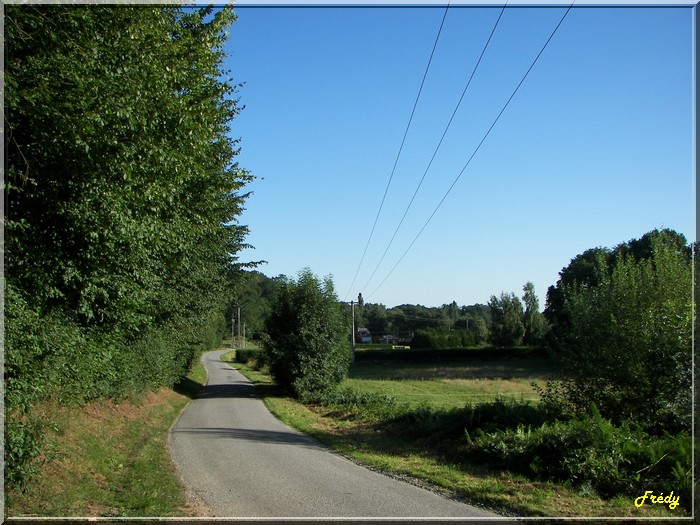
[410,328,474,349]
[488,292,525,347]
[521,282,547,346]
[262,269,350,398]
[545,228,689,347]
[6,5,250,331]
[363,303,390,336]
[544,247,611,338]
[545,230,692,432]
[355,293,366,329]
[4,5,251,489]
[229,272,282,341]
[471,317,490,346]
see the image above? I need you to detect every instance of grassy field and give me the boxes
[344,357,554,408]
[6,354,212,518]
[224,350,684,519]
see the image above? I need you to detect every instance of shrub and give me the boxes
[548,233,692,433]
[390,398,555,444]
[262,269,351,398]
[234,347,265,368]
[302,385,396,412]
[467,406,692,506]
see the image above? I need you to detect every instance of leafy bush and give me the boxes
[262,269,351,398]
[488,292,525,347]
[467,407,691,506]
[4,285,229,491]
[302,385,396,412]
[355,346,545,363]
[234,348,265,367]
[390,398,555,444]
[4,5,249,495]
[546,232,692,433]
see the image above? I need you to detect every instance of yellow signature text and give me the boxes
[634,490,680,510]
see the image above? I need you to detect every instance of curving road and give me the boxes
[169,349,500,518]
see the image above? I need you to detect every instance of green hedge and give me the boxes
[234,348,264,364]
[4,285,227,492]
[354,346,546,363]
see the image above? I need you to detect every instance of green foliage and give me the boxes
[470,316,490,345]
[234,347,266,368]
[262,269,351,398]
[545,231,692,433]
[522,282,547,346]
[354,346,545,363]
[467,408,691,506]
[4,5,250,492]
[410,328,475,349]
[301,385,397,413]
[228,272,282,340]
[390,398,553,444]
[488,292,525,347]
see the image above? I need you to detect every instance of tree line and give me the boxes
[5,5,253,491]
[231,273,544,349]
[250,227,692,435]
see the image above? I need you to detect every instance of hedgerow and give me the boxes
[4,5,251,494]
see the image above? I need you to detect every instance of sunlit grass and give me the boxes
[6,352,212,517]
[344,357,553,408]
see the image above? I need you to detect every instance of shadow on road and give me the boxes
[195,378,280,400]
[170,427,323,449]
[173,376,205,399]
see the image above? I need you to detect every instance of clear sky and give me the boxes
[224,3,695,309]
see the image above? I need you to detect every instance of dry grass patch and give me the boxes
[7,388,196,518]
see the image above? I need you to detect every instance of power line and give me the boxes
[343,1,451,301]
[359,2,508,295]
[367,3,575,301]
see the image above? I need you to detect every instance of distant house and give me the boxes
[355,327,372,344]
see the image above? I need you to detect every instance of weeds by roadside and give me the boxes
[6,353,210,517]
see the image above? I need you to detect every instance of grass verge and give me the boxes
[6,352,211,517]
[224,356,685,519]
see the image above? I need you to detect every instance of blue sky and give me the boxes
[224,4,695,309]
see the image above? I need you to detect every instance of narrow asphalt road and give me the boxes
[169,349,500,518]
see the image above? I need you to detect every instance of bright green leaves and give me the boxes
[263,269,351,399]
[487,292,525,348]
[5,5,252,490]
[546,230,692,433]
[5,5,250,331]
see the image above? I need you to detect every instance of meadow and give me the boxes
[344,353,554,408]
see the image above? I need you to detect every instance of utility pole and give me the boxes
[350,300,356,363]
[243,322,246,350]
[232,304,243,348]
[237,304,242,349]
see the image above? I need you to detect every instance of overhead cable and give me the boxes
[343,1,451,301]
[359,2,508,295]
[367,3,575,301]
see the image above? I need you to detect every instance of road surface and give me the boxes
[169,349,500,518]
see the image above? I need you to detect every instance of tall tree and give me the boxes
[6,5,251,332]
[521,282,546,346]
[4,5,252,489]
[551,233,692,432]
[488,292,525,347]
